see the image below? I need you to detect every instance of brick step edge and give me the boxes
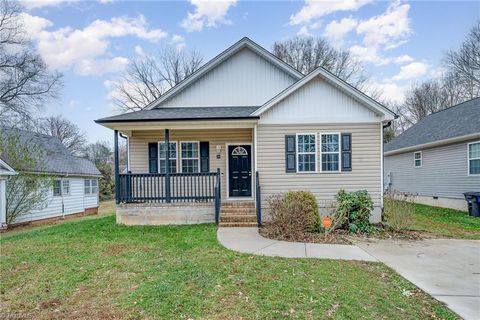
[220,215,257,222]
[219,222,258,227]
[221,203,255,208]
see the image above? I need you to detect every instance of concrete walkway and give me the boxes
[355,238,480,320]
[217,227,376,261]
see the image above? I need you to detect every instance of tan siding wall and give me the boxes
[129,129,253,200]
[256,123,382,208]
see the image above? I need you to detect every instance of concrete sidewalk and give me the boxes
[217,227,377,261]
[355,238,480,320]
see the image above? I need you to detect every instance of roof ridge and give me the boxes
[425,97,480,117]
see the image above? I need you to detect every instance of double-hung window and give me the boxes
[468,142,480,175]
[84,179,98,195]
[321,133,340,172]
[54,179,70,196]
[414,151,422,168]
[159,141,177,173]
[181,141,200,173]
[297,134,316,172]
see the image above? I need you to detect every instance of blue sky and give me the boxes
[20,0,480,144]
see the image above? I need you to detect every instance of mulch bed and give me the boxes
[259,225,352,245]
[260,223,437,245]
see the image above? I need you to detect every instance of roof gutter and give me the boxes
[385,132,480,156]
[95,116,260,124]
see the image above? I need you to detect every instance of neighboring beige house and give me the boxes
[96,37,396,226]
[385,98,480,211]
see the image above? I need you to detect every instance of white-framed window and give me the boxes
[53,180,61,196]
[159,141,177,173]
[414,151,422,168]
[62,180,70,195]
[468,141,480,175]
[84,179,98,195]
[54,179,70,196]
[296,133,317,172]
[180,141,200,173]
[320,133,340,172]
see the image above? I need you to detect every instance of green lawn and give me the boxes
[0,207,458,319]
[411,204,480,239]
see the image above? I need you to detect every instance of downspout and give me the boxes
[380,121,392,218]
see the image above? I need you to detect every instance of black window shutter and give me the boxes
[285,135,296,173]
[148,142,158,173]
[200,141,210,172]
[341,133,352,172]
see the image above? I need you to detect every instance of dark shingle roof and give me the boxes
[1,128,100,176]
[95,106,260,123]
[385,98,480,153]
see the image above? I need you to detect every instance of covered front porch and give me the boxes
[106,118,262,226]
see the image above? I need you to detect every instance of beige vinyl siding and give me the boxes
[385,139,480,199]
[256,123,382,208]
[129,128,253,200]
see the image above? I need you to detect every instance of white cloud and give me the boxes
[134,45,145,56]
[369,81,407,103]
[181,0,237,32]
[393,55,414,64]
[75,57,129,76]
[349,45,390,65]
[392,62,429,81]
[298,21,321,37]
[356,1,411,49]
[290,0,373,25]
[25,14,166,75]
[324,17,357,42]
[20,12,53,35]
[21,0,112,9]
[170,34,186,51]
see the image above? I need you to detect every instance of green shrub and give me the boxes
[331,189,373,233]
[265,191,320,240]
[384,192,415,232]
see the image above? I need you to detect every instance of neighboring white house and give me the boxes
[0,157,17,229]
[385,98,480,211]
[0,128,101,226]
[96,37,396,226]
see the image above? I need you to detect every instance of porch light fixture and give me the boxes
[216,145,222,159]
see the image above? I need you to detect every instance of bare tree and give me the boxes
[111,47,203,112]
[0,0,62,124]
[444,21,480,99]
[273,37,368,89]
[33,115,87,156]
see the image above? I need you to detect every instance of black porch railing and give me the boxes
[255,171,262,227]
[117,169,221,206]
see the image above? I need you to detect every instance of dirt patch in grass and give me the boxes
[259,224,351,244]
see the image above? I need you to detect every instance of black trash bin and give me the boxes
[463,192,480,217]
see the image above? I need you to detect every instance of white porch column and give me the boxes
[0,178,6,228]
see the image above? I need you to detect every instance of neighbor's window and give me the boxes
[468,142,480,175]
[54,179,70,196]
[62,180,70,195]
[321,133,340,172]
[53,180,61,196]
[159,141,177,173]
[181,141,199,173]
[84,179,98,195]
[297,134,316,172]
[414,151,422,168]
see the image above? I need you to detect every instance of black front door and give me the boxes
[228,145,252,197]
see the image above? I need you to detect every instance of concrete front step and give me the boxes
[220,215,257,223]
[219,222,258,227]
